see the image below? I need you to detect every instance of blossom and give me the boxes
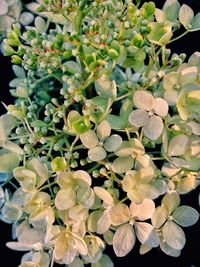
[129,91,169,140]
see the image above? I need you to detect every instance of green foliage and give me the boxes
[0,0,200,266]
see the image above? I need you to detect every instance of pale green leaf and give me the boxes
[63,61,81,74]
[97,120,111,141]
[151,206,167,229]
[133,91,154,111]
[135,222,159,248]
[111,156,134,174]
[162,221,186,250]
[129,109,149,127]
[104,135,122,152]
[144,115,164,140]
[162,192,180,215]
[95,75,117,99]
[168,134,189,156]
[113,223,136,257]
[12,65,26,79]
[173,206,199,227]
[0,141,24,155]
[0,114,16,141]
[80,130,99,149]
[88,146,107,162]
[110,203,130,226]
[192,13,200,29]
[153,98,169,117]
[179,4,194,29]
[163,0,180,22]
[55,189,76,210]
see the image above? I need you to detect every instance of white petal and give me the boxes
[168,134,189,156]
[0,0,8,15]
[113,224,136,257]
[133,91,154,111]
[144,115,164,140]
[80,130,99,149]
[128,109,149,127]
[153,98,169,117]
[135,222,159,248]
[130,199,155,221]
[109,203,130,226]
[55,189,76,210]
[162,221,186,250]
[97,120,111,141]
[164,90,179,106]
[88,146,107,161]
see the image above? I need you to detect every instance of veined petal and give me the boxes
[97,120,111,141]
[129,109,149,128]
[55,189,76,210]
[130,199,155,221]
[80,130,99,149]
[144,115,164,140]
[153,98,169,117]
[133,91,154,111]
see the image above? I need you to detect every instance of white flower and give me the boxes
[129,91,169,140]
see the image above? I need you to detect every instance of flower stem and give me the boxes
[169,31,188,44]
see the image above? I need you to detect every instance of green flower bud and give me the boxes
[131,33,144,48]
[11,55,22,64]
[108,48,119,59]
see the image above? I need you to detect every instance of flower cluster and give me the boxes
[1,0,200,266]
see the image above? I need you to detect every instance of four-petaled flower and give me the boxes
[129,91,169,140]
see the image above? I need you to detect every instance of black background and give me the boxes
[0,0,200,266]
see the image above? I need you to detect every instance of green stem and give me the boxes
[76,0,88,34]
[114,92,132,102]
[169,31,188,44]
[39,181,57,191]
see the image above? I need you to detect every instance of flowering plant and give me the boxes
[1,0,200,266]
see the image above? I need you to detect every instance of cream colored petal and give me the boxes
[153,98,169,117]
[130,199,155,221]
[144,115,164,140]
[129,109,149,127]
[133,91,154,111]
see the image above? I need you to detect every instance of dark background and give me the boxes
[1,0,200,266]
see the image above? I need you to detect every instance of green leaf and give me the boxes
[63,61,81,75]
[80,130,99,149]
[111,67,127,84]
[104,135,122,152]
[51,157,67,172]
[191,13,200,30]
[113,223,136,257]
[0,114,16,141]
[162,221,186,250]
[12,65,26,79]
[88,146,107,162]
[179,4,194,29]
[168,134,189,156]
[162,192,180,215]
[141,2,155,18]
[111,156,134,174]
[173,206,199,227]
[148,22,173,46]
[163,0,180,22]
[135,222,159,248]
